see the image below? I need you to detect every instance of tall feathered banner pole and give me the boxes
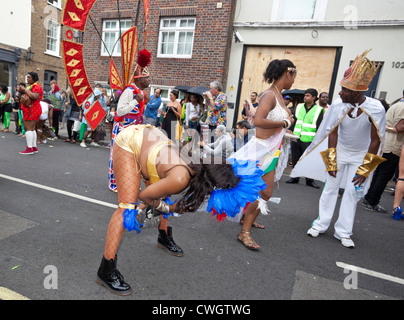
[62,0,151,94]
[111,0,151,89]
[128,0,151,85]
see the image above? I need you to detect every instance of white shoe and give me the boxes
[80,142,87,148]
[334,233,355,248]
[91,142,100,146]
[307,227,320,238]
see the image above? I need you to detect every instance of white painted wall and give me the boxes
[0,0,32,49]
[234,0,404,23]
[226,0,404,126]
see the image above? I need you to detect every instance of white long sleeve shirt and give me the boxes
[185,102,200,126]
[116,86,140,117]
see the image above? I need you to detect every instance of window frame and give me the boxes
[151,86,184,107]
[45,20,61,57]
[271,0,328,22]
[47,0,62,10]
[157,17,196,59]
[101,19,132,57]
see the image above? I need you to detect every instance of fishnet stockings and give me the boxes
[104,145,141,260]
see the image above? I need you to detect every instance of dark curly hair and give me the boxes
[263,59,296,84]
[0,84,8,93]
[175,157,241,214]
[27,72,39,82]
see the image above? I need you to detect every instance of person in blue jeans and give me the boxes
[143,88,161,125]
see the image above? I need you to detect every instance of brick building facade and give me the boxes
[28,0,68,94]
[1,0,68,94]
[82,0,236,94]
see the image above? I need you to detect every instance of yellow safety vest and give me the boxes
[293,103,323,142]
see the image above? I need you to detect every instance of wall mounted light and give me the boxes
[26,47,34,61]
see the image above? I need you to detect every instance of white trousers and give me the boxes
[312,147,366,238]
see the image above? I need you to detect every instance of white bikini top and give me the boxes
[261,91,288,121]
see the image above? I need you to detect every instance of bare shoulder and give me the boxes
[257,90,276,113]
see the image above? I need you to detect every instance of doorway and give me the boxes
[235,46,339,125]
[44,70,58,95]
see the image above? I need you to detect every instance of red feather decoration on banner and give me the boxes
[137,49,151,68]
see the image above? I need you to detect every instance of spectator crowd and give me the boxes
[1,69,403,230]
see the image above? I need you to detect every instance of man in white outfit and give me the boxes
[290,50,386,248]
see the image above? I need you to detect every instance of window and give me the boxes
[43,70,58,95]
[101,19,132,56]
[47,0,62,9]
[151,86,184,108]
[271,0,328,22]
[158,17,196,58]
[46,20,61,56]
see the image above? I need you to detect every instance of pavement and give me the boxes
[1,120,403,301]
[6,119,112,147]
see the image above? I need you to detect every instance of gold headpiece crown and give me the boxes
[340,50,380,91]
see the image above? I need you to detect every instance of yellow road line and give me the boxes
[0,287,30,300]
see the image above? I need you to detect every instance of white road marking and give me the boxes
[336,262,404,285]
[0,287,30,300]
[0,173,117,209]
[0,174,118,301]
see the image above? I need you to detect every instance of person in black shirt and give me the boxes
[65,92,82,144]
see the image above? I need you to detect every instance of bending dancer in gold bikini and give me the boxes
[96,124,242,295]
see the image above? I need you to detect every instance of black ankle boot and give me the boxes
[157,226,184,257]
[286,177,300,184]
[96,255,132,296]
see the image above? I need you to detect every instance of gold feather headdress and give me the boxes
[340,50,381,92]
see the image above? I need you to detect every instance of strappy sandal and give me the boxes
[237,229,260,250]
[240,215,265,229]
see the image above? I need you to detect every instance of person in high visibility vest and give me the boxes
[286,88,324,188]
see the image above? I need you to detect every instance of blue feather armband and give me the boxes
[121,203,143,233]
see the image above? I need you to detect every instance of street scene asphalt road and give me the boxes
[0,128,403,301]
